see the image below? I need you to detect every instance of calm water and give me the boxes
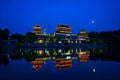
[0,47,120,80]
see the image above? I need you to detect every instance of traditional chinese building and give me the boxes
[33,24,42,34]
[78,30,89,41]
[31,24,89,44]
[55,24,71,35]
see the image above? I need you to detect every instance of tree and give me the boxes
[10,33,24,43]
[3,28,10,40]
[24,32,38,43]
[0,28,3,39]
[0,28,10,40]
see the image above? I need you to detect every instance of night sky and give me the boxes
[0,0,120,34]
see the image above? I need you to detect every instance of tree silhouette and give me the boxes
[3,28,10,40]
[0,28,10,40]
[0,28,3,39]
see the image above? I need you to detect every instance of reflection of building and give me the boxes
[55,59,72,70]
[55,24,71,35]
[33,24,42,34]
[78,30,89,41]
[79,51,89,63]
[31,58,43,71]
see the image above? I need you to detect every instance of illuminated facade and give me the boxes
[33,24,42,34]
[55,24,71,35]
[78,30,89,41]
[32,24,89,44]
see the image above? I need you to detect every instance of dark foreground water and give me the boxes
[0,47,120,80]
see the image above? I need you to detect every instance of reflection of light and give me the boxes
[79,51,86,54]
[58,41,62,43]
[68,50,70,53]
[38,50,43,55]
[79,49,81,52]
[22,53,23,55]
[66,56,71,59]
[45,49,49,53]
[58,49,62,53]
[52,57,55,59]
[75,41,77,43]
[71,41,73,43]
[32,65,41,71]
[43,61,46,64]
[68,40,70,43]
[79,51,89,63]
[19,49,22,52]
[71,49,73,53]
[39,40,43,43]
[7,54,9,58]
[65,52,70,55]
[76,49,78,52]
[46,51,49,54]
[93,69,96,72]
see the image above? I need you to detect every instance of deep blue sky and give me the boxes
[0,0,120,34]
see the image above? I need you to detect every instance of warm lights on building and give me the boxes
[32,24,89,43]
[37,50,44,55]
[78,30,89,41]
[55,24,71,35]
[33,24,42,34]
[38,39,44,43]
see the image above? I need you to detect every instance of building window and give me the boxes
[58,49,62,53]
[75,41,78,43]
[58,41,62,43]
[68,40,70,43]
[71,41,73,43]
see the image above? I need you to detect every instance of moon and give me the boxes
[91,20,95,24]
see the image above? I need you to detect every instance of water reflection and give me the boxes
[0,46,120,80]
[0,46,120,69]
[79,51,90,63]
[55,59,72,70]
[31,58,44,71]
[21,48,91,70]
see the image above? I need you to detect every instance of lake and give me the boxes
[0,46,120,80]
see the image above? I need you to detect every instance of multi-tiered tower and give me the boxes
[55,24,71,35]
[33,24,42,34]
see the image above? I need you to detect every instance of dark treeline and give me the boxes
[89,29,120,45]
[0,28,10,40]
[89,29,120,62]
[90,48,120,62]
[10,32,38,44]
[0,28,38,42]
